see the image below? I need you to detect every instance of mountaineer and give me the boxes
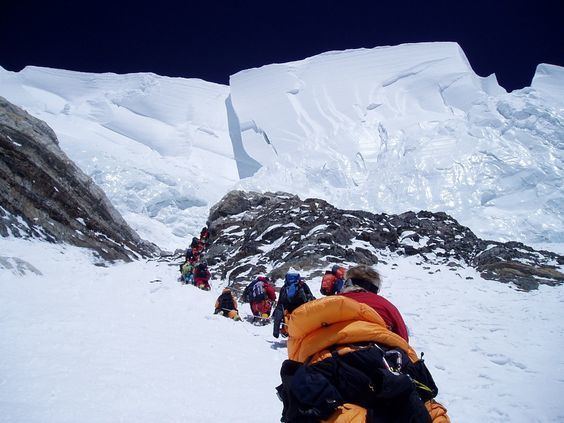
[242,276,277,324]
[199,226,210,249]
[340,265,409,342]
[180,260,194,285]
[193,261,211,290]
[276,295,450,422]
[272,269,315,338]
[320,264,346,296]
[214,288,240,321]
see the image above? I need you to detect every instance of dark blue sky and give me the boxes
[1,0,562,91]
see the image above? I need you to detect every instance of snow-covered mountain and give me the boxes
[1,42,564,423]
[0,98,159,261]
[1,42,562,249]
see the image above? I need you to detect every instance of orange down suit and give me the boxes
[286,296,450,423]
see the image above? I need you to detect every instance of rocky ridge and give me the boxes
[0,97,159,262]
[206,191,563,291]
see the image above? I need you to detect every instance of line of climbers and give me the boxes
[271,265,409,342]
[213,275,278,325]
[179,238,450,423]
[273,264,450,422]
[213,270,313,328]
[208,263,410,344]
[179,227,212,290]
[212,264,449,422]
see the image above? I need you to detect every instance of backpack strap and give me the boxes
[306,342,375,366]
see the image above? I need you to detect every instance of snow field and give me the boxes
[0,239,285,423]
[2,239,564,422]
[378,259,564,422]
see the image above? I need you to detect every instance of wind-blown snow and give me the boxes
[1,238,563,422]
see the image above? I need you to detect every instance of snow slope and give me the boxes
[0,66,238,248]
[1,42,563,248]
[1,238,563,422]
[0,239,284,422]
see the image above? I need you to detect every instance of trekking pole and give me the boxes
[242,313,271,322]
[218,307,239,314]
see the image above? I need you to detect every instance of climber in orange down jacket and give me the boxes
[276,293,450,422]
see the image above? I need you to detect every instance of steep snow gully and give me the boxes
[1,41,563,250]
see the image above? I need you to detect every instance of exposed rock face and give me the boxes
[0,97,159,261]
[206,191,563,291]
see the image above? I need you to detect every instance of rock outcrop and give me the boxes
[206,191,563,291]
[0,97,159,261]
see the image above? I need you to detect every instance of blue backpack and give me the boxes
[285,272,302,304]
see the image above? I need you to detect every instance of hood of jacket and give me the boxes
[287,296,418,363]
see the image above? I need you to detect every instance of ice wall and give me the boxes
[230,42,503,166]
[230,42,563,243]
[531,63,564,105]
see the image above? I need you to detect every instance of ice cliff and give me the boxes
[230,42,563,244]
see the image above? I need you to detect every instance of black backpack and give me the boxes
[249,280,267,302]
[276,343,437,422]
[218,292,235,311]
[195,263,208,278]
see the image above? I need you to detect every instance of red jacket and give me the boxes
[250,281,276,316]
[262,282,277,302]
[194,269,211,285]
[340,291,409,342]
